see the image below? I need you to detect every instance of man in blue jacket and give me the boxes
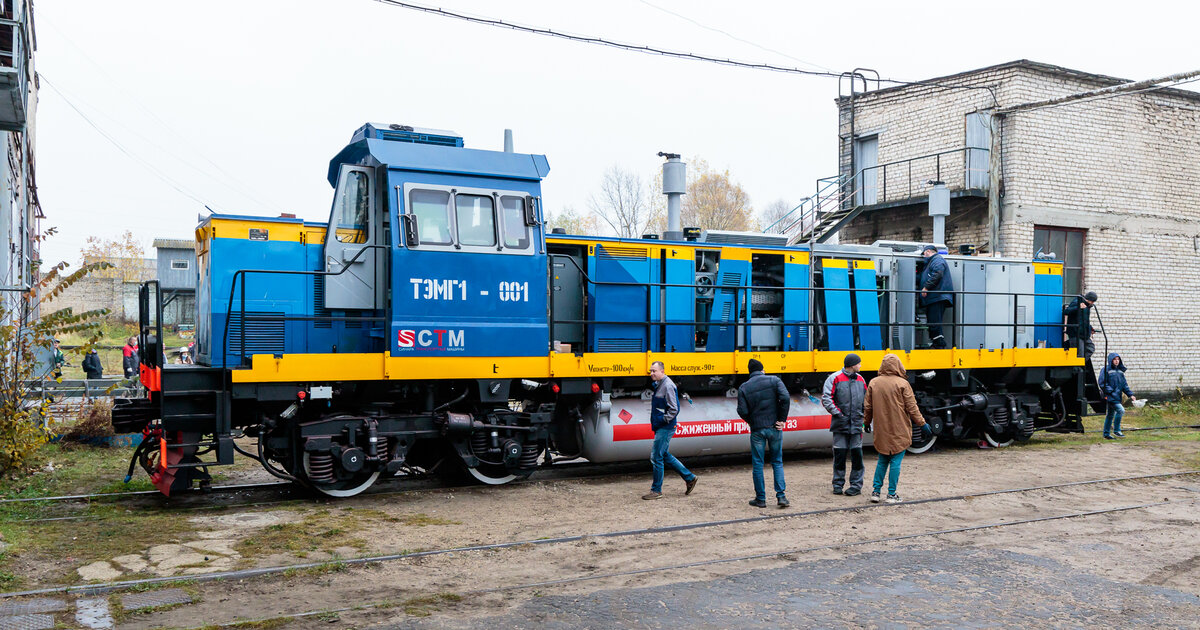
[643,361,698,500]
[919,245,954,349]
[737,358,791,508]
[1099,352,1136,439]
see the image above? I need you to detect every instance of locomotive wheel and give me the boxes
[301,452,380,498]
[983,430,1015,448]
[465,463,520,485]
[906,434,937,454]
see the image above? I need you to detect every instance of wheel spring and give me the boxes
[308,452,335,483]
[470,431,490,457]
[518,442,541,470]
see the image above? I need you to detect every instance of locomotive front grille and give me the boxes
[227,311,286,354]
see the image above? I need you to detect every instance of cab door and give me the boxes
[324,164,382,309]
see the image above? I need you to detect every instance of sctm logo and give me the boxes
[397,329,465,350]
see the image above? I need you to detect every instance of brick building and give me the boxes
[823,60,1200,395]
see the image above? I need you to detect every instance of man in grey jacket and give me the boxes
[821,353,867,496]
[643,361,698,500]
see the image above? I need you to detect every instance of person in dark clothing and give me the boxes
[82,349,103,379]
[52,339,65,379]
[1099,352,1135,439]
[1063,291,1098,358]
[919,245,954,349]
[821,353,867,496]
[642,361,698,500]
[737,358,791,508]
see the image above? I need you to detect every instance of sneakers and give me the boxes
[832,487,844,495]
[748,498,767,508]
[1114,431,1126,438]
[685,476,699,495]
[1103,434,1115,440]
[642,491,662,500]
[844,488,861,497]
[777,496,790,508]
[886,494,901,504]
[870,491,881,503]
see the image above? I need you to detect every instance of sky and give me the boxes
[32,0,1200,266]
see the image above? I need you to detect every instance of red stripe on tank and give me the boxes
[611,414,832,441]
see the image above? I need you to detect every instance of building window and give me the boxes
[1033,226,1085,302]
[171,259,190,270]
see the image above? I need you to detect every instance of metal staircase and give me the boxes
[765,146,990,246]
[765,174,865,245]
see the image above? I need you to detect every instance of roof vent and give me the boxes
[350,123,464,147]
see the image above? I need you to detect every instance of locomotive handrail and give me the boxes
[549,254,1086,354]
[222,245,389,368]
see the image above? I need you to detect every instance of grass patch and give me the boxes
[196,618,292,630]
[233,510,371,559]
[402,593,463,617]
[0,504,202,586]
[388,513,462,527]
[1020,398,1200,453]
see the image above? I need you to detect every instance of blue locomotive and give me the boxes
[114,123,1088,497]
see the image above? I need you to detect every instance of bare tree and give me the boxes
[589,166,660,238]
[760,198,795,233]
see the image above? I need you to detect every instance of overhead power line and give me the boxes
[369,0,844,79]
[635,0,834,73]
[39,74,212,208]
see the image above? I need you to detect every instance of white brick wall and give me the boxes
[835,62,1200,395]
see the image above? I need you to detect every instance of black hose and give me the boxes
[256,431,297,482]
[123,438,153,483]
[433,388,469,413]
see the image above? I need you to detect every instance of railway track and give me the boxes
[185,495,1198,630]
[3,468,1195,600]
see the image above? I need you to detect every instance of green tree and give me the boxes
[0,239,111,473]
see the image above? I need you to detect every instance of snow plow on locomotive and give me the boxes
[113,123,1090,497]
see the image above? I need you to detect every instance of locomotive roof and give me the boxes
[326,137,551,187]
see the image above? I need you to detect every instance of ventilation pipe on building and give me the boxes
[928,181,949,248]
[503,129,514,153]
[659,152,685,240]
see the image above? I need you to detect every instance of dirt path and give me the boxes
[104,440,1199,629]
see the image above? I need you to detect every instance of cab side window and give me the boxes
[335,171,370,243]
[500,196,530,249]
[455,194,496,247]
[409,189,453,245]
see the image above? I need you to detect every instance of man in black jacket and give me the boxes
[1063,291,1097,358]
[737,358,791,508]
[82,349,103,380]
[919,245,954,349]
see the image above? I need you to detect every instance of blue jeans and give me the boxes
[1104,402,1125,437]
[750,427,786,501]
[651,427,694,493]
[872,451,905,496]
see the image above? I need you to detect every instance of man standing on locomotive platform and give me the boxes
[1063,291,1098,359]
[642,361,698,500]
[920,245,954,349]
[822,353,867,496]
[737,358,791,508]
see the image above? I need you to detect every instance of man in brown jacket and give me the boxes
[863,353,931,504]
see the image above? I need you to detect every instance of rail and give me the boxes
[549,253,1089,355]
